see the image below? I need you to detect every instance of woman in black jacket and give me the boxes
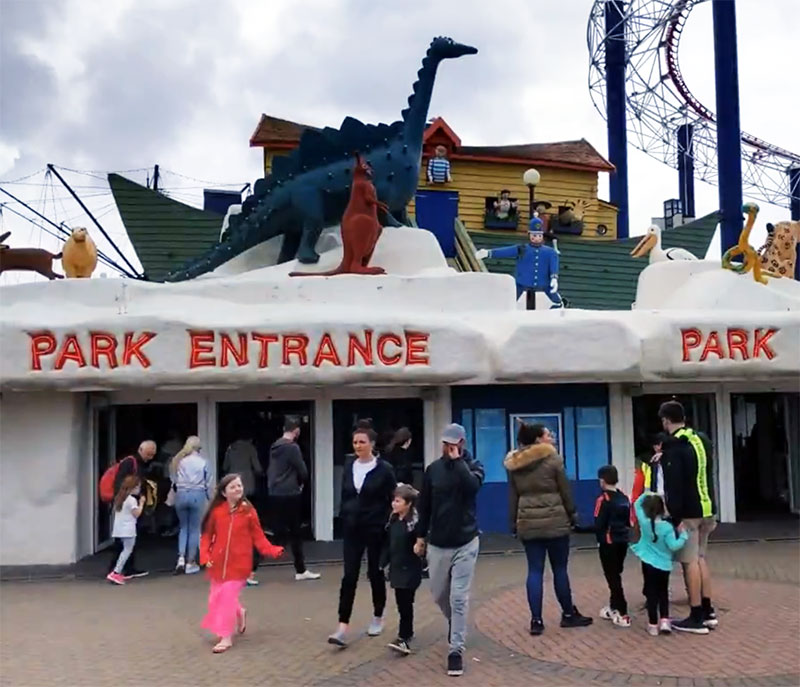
[328,428,396,647]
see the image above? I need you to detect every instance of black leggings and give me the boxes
[641,562,670,624]
[394,587,416,640]
[338,529,386,624]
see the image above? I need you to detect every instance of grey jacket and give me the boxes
[505,443,576,540]
[267,438,308,496]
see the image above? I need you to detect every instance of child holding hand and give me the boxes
[382,484,423,656]
[630,493,688,636]
[200,473,284,653]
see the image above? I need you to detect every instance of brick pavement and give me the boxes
[1,541,798,687]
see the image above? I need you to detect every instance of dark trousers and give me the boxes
[522,535,573,620]
[338,529,386,624]
[394,587,416,640]
[641,562,670,624]
[268,494,306,574]
[598,542,628,615]
[107,536,137,575]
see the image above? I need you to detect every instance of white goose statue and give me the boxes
[630,224,698,262]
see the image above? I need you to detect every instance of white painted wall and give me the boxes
[608,384,636,496]
[0,391,86,565]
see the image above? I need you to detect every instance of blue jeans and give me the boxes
[522,535,574,621]
[175,490,206,562]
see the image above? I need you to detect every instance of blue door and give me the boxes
[414,190,459,258]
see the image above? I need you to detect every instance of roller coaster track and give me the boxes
[588,0,800,210]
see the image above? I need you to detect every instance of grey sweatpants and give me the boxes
[427,536,479,655]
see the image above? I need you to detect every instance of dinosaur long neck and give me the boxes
[401,50,442,148]
[741,212,757,246]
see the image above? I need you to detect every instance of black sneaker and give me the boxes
[703,608,719,629]
[529,619,544,635]
[447,652,464,677]
[387,638,411,655]
[560,606,593,628]
[672,616,710,634]
[124,569,149,579]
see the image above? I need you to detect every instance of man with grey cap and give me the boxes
[415,423,485,677]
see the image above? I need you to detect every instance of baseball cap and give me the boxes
[441,423,466,444]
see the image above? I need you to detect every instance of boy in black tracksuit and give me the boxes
[594,465,631,624]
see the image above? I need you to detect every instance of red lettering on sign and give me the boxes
[681,328,703,362]
[282,335,309,365]
[29,332,57,371]
[699,330,725,361]
[377,333,403,365]
[90,332,119,368]
[122,332,156,368]
[220,333,249,367]
[726,328,750,361]
[54,334,87,370]
[189,331,215,368]
[405,332,430,365]
[753,328,778,360]
[313,333,342,367]
[251,333,278,368]
[347,330,373,366]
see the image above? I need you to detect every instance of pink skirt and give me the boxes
[201,579,246,638]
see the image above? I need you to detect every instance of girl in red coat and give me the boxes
[200,473,283,653]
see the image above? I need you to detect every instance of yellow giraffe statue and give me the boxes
[721,202,772,284]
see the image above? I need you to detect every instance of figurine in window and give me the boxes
[426,145,452,184]
[476,217,563,310]
[493,189,519,220]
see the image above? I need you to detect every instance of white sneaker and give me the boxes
[658,618,672,634]
[185,563,200,575]
[367,617,384,636]
[295,570,321,581]
[647,623,659,636]
[599,606,614,620]
[612,612,631,628]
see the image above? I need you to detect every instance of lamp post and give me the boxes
[523,168,541,220]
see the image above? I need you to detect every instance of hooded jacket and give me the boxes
[199,500,283,582]
[504,443,575,540]
[417,449,485,548]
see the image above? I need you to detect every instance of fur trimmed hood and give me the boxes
[503,443,557,472]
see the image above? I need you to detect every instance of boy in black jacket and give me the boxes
[594,465,631,627]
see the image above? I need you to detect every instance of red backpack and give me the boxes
[99,456,136,503]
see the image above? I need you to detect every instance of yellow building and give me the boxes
[250,114,617,240]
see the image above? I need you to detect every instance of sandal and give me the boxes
[213,641,232,654]
[237,608,247,634]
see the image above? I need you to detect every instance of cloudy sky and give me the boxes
[1,0,798,282]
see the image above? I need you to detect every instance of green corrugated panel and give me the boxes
[109,173,225,281]
[469,213,719,310]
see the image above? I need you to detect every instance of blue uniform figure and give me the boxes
[478,218,563,309]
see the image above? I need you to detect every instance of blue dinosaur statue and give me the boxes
[165,36,477,282]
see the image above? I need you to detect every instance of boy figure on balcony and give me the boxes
[493,190,518,220]
[427,146,452,184]
[476,218,563,310]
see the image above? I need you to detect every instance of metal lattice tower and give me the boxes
[587,0,800,211]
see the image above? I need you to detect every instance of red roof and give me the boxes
[249,114,613,172]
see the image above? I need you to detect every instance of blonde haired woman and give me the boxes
[171,436,212,574]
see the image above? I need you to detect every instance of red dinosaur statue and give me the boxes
[0,231,64,280]
[290,153,387,277]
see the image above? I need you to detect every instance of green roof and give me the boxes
[469,213,719,310]
[109,173,224,281]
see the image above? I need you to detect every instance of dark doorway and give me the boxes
[332,397,424,539]
[731,393,798,520]
[631,393,718,505]
[216,401,314,538]
[103,403,198,551]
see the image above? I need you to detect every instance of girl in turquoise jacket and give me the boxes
[630,493,688,635]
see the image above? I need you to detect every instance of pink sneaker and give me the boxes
[106,572,126,585]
